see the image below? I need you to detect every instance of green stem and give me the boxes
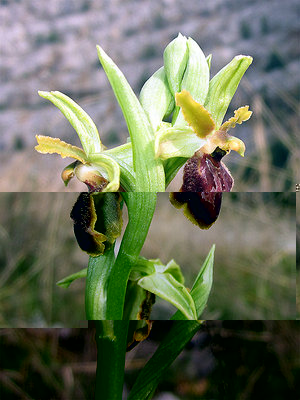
[85,246,115,319]
[106,193,157,319]
[95,321,129,400]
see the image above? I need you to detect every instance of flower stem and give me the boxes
[106,193,157,319]
[95,321,129,400]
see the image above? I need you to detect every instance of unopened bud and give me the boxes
[75,163,109,192]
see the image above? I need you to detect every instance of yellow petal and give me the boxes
[223,136,246,156]
[175,90,215,138]
[219,106,252,131]
[35,135,87,163]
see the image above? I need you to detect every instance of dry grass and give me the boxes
[0,192,295,325]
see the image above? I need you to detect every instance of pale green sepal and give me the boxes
[88,153,120,192]
[163,33,188,96]
[155,125,206,160]
[38,91,103,155]
[172,245,215,320]
[140,67,174,131]
[174,37,210,126]
[97,45,165,191]
[137,273,197,320]
[204,55,253,128]
[56,268,87,288]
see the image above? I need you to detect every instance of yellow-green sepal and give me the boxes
[155,124,206,160]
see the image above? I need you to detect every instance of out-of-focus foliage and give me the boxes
[0,192,296,326]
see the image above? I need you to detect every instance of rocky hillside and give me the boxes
[0,0,299,190]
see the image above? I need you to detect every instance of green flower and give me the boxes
[35,91,120,192]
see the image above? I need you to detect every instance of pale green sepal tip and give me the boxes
[38,90,102,156]
[163,33,188,96]
[140,67,174,132]
[204,55,253,128]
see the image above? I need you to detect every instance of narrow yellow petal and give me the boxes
[175,90,215,138]
[219,106,252,131]
[35,135,88,163]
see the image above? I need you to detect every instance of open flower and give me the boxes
[35,91,120,192]
[175,89,252,191]
[168,90,252,229]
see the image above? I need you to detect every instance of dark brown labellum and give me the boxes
[70,193,106,256]
[170,149,234,229]
[180,149,234,192]
[170,192,222,229]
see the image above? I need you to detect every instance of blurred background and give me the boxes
[0,0,299,192]
[0,321,299,399]
[0,192,295,326]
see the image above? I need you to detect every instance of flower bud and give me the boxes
[75,163,109,192]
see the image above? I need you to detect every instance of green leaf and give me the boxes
[138,272,197,320]
[139,67,174,131]
[123,281,148,320]
[128,321,202,400]
[155,125,205,160]
[130,258,184,284]
[172,245,215,319]
[97,46,165,192]
[204,55,253,128]
[56,268,87,288]
[35,135,88,163]
[38,91,103,156]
